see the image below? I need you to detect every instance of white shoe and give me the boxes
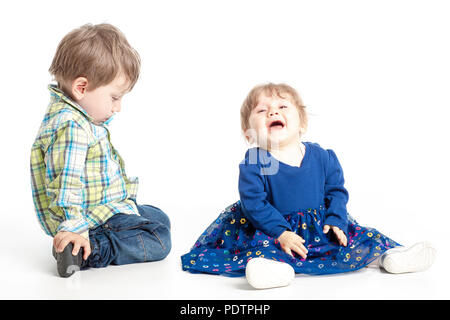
[380,242,436,274]
[245,257,295,289]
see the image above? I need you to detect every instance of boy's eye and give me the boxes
[112,96,119,101]
[257,109,267,113]
[280,105,287,109]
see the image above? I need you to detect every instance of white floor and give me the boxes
[1,203,448,300]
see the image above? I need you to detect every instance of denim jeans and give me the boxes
[83,203,171,269]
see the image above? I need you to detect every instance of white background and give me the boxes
[0,0,449,299]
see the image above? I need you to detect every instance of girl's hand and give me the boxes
[277,230,308,259]
[323,225,347,246]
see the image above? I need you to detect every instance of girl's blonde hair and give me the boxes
[240,83,308,133]
[49,23,141,91]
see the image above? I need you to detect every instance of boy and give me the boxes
[30,23,171,277]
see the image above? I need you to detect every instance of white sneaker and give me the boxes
[245,257,295,289]
[380,242,436,274]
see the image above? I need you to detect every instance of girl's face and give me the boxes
[246,93,303,149]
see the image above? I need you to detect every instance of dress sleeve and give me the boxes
[238,158,291,239]
[324,149,349,235]
[45,121,90,239]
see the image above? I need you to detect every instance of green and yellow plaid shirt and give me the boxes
[30,85,139,239]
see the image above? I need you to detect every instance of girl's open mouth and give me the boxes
[268,120,285,130]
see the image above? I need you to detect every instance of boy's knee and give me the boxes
[156,209,171,230]
[138,204,171,229]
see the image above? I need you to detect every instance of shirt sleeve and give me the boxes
[45,121,89,239]
[238,159,291,239]
[323,149,349,235]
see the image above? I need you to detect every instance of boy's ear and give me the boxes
[71,77,89,101]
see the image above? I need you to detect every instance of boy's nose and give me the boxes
[113,104,121,113]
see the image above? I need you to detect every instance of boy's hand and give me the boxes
[277,230,308,259]
[323,225,347,246]
[53,231,91,260]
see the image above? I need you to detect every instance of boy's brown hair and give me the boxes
[49,23,141,92]
[240,83,308,133]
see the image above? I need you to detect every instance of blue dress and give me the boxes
[181,142,400,276]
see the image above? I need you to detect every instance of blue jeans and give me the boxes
[83,203,171,269]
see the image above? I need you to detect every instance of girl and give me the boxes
[181,83,436,289]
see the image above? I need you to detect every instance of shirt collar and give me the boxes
[48,84,96,123]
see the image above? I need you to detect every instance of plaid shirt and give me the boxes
[30,85,139,239]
